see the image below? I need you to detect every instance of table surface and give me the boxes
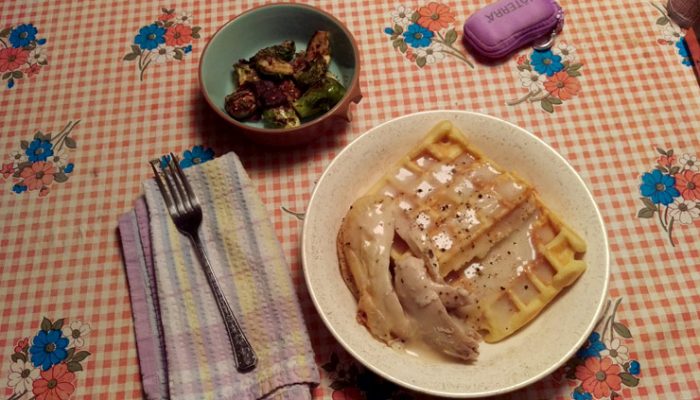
[1,1,699,399]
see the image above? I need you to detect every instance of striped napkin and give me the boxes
[118,153,319,400]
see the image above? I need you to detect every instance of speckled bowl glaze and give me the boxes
[302,111,610,398]
[199,3,362,146]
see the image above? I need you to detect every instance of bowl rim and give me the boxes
[301,110,610,398]
[198,2,361,136]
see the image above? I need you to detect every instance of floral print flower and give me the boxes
[1,23,47,89]
[403,23,433,48]
[629,360,641,375]
[640,169,679,205]
[134,24,166,51]
[1,162,14,178]
[24,63,41,78]
[600,338,629,363]
[667,198,699,224]
[14,337,29,353]
[639,147,700,246]
[30,330,69,371]
[176,12,194,25]
[28,47,48,65]
[164,24,193,46]
[508,41,583,113]
[391,5,413,26]
[572,390,593,400]
[651,3,693,67]
[26,139,53,162]
[9,24,38,48]
[544,71,581,100]
[530,49,564,76]
[32,363,76,400]
[660,24,680,43]
[12,184,27,194]
[20,162,56,191]
[0,47,29,72]
[674,169,700,200]
[575,356,622,398]
[679,154,699,171]
[124,9,202,81]
[47,148,69,168]
[657,154,676,168]
[519,69,546,91]
[8,359,40,394]
[4,121,79,196]
[563,299,642,400]
[5,317,93,399]
[62,321,91,348]
[675,38,692,67]
[553,42,576,63]
[180,145,215,168]
[416,2,455,31]
[385,3,473,68]
[576,332,605,359]
[10,150,28,164]
[152,45,175,64]
[158,12,176,22]
[415,42,445,65]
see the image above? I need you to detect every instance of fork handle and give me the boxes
[189,233,258,372]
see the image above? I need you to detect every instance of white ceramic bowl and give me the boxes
[302,110,609,398]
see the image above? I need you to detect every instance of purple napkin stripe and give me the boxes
[134,198,171,399]
[118,211,169,400]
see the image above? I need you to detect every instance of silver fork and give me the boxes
[149,154,257,372]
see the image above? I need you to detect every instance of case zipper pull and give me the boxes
[533,3,565,51]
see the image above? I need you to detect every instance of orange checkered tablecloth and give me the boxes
[1,1,698,399]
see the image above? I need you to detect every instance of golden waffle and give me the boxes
[361,121,587,342]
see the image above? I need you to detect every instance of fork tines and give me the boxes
[149,153,200,218]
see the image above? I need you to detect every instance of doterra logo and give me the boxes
[486,0,532,23]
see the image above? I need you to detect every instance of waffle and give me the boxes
[351,120,587,343]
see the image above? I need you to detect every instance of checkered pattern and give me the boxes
[0,0,698,398]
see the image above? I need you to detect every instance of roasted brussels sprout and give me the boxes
[305,31,330,65]
[224,31,344,127]
[278,79,302,103]
[252,80,287,108]
[262,106,301,128]
[292,77,346,119]
[252,40,296,76]
[233,59,259,86]
[224,87,258,120]
[293,55,328,86]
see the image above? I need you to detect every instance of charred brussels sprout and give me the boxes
[224,31,344,128]
[225,87,258,120]
[233,59,259,86]
[252,40,296,76]
[292,77,346,119]
[253,80,288,108]
[278,80,302,103]
[262,106,301,128]
[293,55,328,87]
[305,31,331,65]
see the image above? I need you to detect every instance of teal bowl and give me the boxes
[199,3,362,146]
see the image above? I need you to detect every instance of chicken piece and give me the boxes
[393,212,441,281]
[337,195,412,343]
[393,255,480,361]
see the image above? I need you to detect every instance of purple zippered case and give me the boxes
[463,0,563,60]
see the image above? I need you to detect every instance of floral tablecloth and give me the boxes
[1,1,698,399]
